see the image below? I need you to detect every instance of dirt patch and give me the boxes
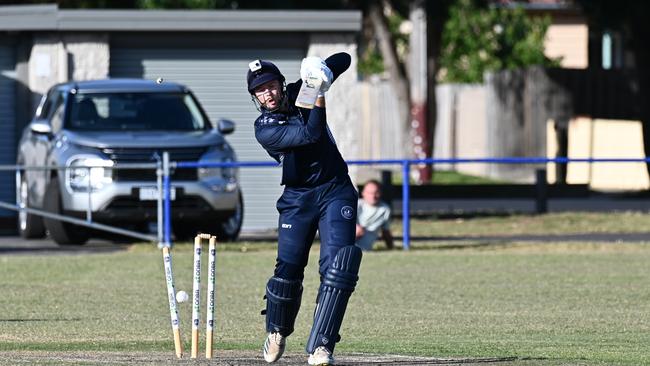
[0,351,527,365]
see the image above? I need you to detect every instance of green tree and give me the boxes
[439,0,558,83]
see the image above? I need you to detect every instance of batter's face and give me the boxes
[361,182,381,206]
[253,79,283,110]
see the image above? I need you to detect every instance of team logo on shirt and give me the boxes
[340,206,354,220]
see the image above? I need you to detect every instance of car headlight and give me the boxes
[198,165,221,179]
[67,157,113,192]
[221,158,236,180]
[198,147,237,181]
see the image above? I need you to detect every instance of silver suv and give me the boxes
[17,79,242,245]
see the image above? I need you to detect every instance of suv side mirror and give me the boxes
[30,119,52,135]
[217,119,235,135]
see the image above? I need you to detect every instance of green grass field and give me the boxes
[391,169,507,184]
[1,212,650,365]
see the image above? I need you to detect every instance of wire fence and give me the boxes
[178,156,650,250]
[4,155,650,250]
[0,162,161,243]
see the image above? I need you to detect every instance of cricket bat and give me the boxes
[295,74,323,109]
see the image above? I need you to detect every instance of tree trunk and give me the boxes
[426,1,449,184]
[409,0,430,183]
[368,1,411,159]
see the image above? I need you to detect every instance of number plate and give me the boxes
[139,187,176,201]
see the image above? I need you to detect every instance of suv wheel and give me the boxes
[214,191,243,241]
[17,176,46,239]
[43,178,89,246]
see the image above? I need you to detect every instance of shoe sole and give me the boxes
[308,358,334,366]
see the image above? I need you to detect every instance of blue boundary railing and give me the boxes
[166,157,650,250]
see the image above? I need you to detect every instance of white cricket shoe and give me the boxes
[308,346,335,365]
[263,332,286,363]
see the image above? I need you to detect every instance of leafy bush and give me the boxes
[439,0,560,83]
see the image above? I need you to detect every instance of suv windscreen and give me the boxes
[66,92,209,131]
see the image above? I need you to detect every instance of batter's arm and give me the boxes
[324,52,351,82]
[254,107,326,151]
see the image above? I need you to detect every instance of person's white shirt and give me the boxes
[355,199,391,251]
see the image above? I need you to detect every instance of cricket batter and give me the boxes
[246,53,362,365]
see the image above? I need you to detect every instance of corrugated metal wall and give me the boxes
[0,44,15,217]
[109,46,304,231]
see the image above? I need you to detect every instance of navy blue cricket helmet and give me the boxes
[247,60,285,94]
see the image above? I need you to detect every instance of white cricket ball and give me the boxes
[156,77,164,84]
[176,290,189,303]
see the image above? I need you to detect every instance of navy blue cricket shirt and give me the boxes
[254,53,351,187]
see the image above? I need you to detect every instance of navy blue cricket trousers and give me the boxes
[274,176,358,280]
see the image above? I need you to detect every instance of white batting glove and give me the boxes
[300,57,323,81]
[300,57,333,94]
[319,66,333,93]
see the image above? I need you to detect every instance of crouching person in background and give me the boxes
[356,179,394,251]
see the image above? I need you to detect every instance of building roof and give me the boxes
[58,79,187,94]
[0,4,361,32]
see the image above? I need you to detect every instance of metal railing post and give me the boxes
[402,160,410,250]
[535,168,548,214]
[15,169,21,210]
[163,152,172,246]
[156,155,165,248]
[86,167,92,222]
[381,170,393,207]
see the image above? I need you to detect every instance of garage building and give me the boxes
[0,4,361,233]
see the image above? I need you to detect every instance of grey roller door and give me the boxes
[0,45,15,217]
[110,47,304,231]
